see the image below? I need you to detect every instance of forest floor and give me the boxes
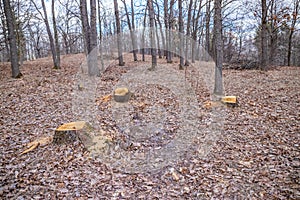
[0,54,299,199]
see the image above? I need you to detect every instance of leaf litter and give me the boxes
[0,54,299,199]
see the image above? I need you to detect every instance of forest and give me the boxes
[0,0,299,199]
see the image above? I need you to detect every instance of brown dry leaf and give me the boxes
[203,100,222,108]
[1,54,299,199]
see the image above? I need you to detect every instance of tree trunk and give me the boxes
[213,0,223,96]
[191,0,203,63]
[178,0,184,69]
[80,0,100,76]
[155,19,162,58]
[3,0,22,78]
[205,0,211,62]
[114,0,124,66]
[164,0,169,59]
[97,0,104,70]
[89,0,99,76]
[130,0,138,61]
[185,0,193,66]
[141,6,147,62]
[52,0,60,69]
[261,0,268,71]
[80,0,90,54]
[154,0,166,58]
[148,0,157,70]
[0,0,10,62]
[41,0,58,69]
[287,0,299,66]
[167,0,174,63]
[121,0,137,61]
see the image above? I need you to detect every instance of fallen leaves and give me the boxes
[0,55,299,199]
[203,100,223,108]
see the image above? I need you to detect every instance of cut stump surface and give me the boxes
[53,121,94,147]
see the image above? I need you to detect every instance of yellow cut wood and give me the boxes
[114,87,129,96]
[113,87,131,103]
[221,96,237,104]
[20,143,39,155]
[56,121,86,131]
[20,136,53,155]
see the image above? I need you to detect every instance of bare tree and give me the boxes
[167,0,175,63]
[121,0,137,61]
[51,0,60,69]
[288,0,300,66]
[191,0,204,63]
[80,0,100,76]
[164,0,168,59]
[141,5,147,62]
[164,0,175,63]
[185,0,193,66]
[2,0,22,78]
[213,0,223,95]
[154,0,165,58]
[148,0,157,70]
[113,0,124,66]
[205,0,212,62]
[261,0,268,70]
[31,0,60,69]
[0,0,10,61]
[178,0,184,69]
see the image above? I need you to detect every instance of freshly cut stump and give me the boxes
[221,96,237,107]
[113,87,131,103]
[53,121,94,147]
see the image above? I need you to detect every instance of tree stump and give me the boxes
[53,121,94,147]
[113,87,131,103]
[221,96,238,107]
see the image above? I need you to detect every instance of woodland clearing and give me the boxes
[0,54,299,199]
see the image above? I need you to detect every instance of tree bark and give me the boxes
[178,0,184,69]
[155,19,162,58]
[288,0,299,66]
[114,0,124,66]
[205,0,211,62]
[164,0,169,59]
[213,0,223,96]
[80,0,100,76]
[148,0,157,70]
[141,6,147,62]
[154,0,166,58]
[3,0,22,78]
[40,0,59,69]
[167,0,174,63]
[97,0,104,70]
[191,0,203,63]
[80,0,90,54]
[52,0,60,69]
[185,0,193,66]
[121,0,137,61]
[261,0,268,71]
[89,0,99,76]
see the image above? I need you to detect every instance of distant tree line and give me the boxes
[0,0,299,77]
